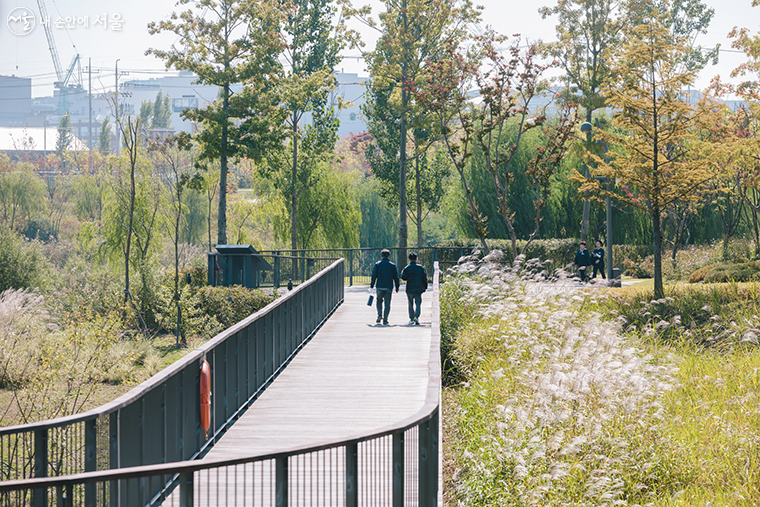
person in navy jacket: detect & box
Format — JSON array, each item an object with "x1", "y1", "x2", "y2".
[
  {"x1": 592, "y1": 240, "x2": 606, "y2": 279},
  {"x1": 370, "y1": 249, "x2": 399, "y2": 325},
  {"x1": 400, "y1": 252, "x2": 428, "y2": 325}
]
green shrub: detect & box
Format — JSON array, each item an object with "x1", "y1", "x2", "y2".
[
  {"x1": 689, "y1": 261, "x2": 760, "y2": 283},
  {"x1": 440, "y1": 279, "x2": 479, "y2": 386},
  {"x1": 196, "y1": 285, "x2": 275, "y2": 328},
  {"x1": 602, "y1": 283, "x2": 760, "y2": 347},
  {"x1": 0, "y1": 226, "x2": 53, "y2": 293}
]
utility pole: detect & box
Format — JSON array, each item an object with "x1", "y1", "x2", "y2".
[
  {"x1": 115, "y1": 59, "x2": 120, "y2": 154},
  {"x1": 88, "y1": 57, "x2": 92, "y2": 173}
]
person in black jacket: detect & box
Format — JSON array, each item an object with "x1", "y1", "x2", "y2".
[
  {"x1": 592, "y1": 240, "x2": 606, "y2": 279},
  {"x1": 573, "y1": 241, "x2": 592, "y2": 282},
  {"x1": 370, "y1": 249, "x2": 399, "y2": 325},
  {"x1": 400, "y1": 252, "x2": 428, "y2": 325}
]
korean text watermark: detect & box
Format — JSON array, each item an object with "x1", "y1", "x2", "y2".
[{"x1": 7, "y1": 8, "x2": 124, "y2": 36}]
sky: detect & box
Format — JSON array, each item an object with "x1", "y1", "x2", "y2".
[{"x1": 0, "y1": 0, "x2": 758, "y2": 98}]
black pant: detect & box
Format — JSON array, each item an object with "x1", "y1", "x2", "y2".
[{"x1": 592, "y1": 260, "x2": 606, "y2": 279}]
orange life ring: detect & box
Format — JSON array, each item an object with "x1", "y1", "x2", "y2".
[{"x1": 200, "y1": 360, "x2": 212, "y2": 440}]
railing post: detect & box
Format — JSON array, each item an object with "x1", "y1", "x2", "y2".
[
  {"x1": 276, "y1": 456, "x2": 288, "y2": 507},
  {"x1": 393, "y1": 431, "x2": 404, "y2": 507},
  {"x1": 274, "y1": 253, "x2": 280, "y2": 289},
  {"x1": 419, "y1": 415, "x2": 438, "y2": 507},
  {"x1": 348, "y1": 249, "x2": 354, "y2": 286},
  {"x1": 33, "y1": 428, "x2": 48, "y2": 507},
  {"x1": 179, "y1": 471, "x2": 193, "y2": 506},
  {"x1": 109, "y1": 412, "x2": 118, "y2": 507},
  {"x1": 84, "y1": 418, "x2": 96, "y2": 507},
  {"x1": 346, "y1": 441, "x2": 358, "y2": 507}
]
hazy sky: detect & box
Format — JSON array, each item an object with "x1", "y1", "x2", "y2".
[{"x1": 0, "y1": 0, "x2": 757, "y2": 98}]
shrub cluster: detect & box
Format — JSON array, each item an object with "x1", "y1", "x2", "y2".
[
  {"x1": 602, "y1": 283, "x2": 760, "y2": 349},
  {"x1": 689, "y1": 260, "x2": 760, "y2": 283}
]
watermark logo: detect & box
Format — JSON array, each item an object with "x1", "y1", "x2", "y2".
[{"x1": 7, "y1": 7, "x2": 36, "y2": 36}]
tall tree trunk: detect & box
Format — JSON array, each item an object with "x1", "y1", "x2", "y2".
[
  {"x1": 652, "y1": 209, "x2": 664, "y2": 300},
  {"x1": 416, "y1": 156, "x2": 422, "y2": 248},
  {"x1": 291, "y1": 116, "x2": 299, "y2": 277},
  {"x1": 218, "y1": 82, "x2": 229, "y2": 246},
  {"x1": 398, "y1": 0, "x2": 408, "y2": 267},
  {"x1": 175, "y1": 185, "x2": 183, "y2": 346}
]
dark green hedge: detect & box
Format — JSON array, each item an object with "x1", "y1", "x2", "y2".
[{"x1": 194, "y1": 285, "x2": 276, "y2": 328}]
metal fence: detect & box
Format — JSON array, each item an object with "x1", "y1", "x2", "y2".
[
  {"x1": 0, "y1": 263, "x2": 442, "y2": 506},
  {"x1": 259, "y1": 247, "x2": 474, "y2": 287},
  {"x1": 0, "y1": 259, "x2": 345, "y2": 507}
]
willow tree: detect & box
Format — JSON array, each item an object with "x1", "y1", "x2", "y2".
[
  {"x1": 578, "y1": 17, "x2": 728, "y2": 299},
  {"x1": 147, "y1": 0, "x2": 284, "y2": 246}
]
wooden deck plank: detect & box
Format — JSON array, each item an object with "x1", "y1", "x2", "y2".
[{"x1": 162, "y1": 285, "x2": 433, "y2": 505}]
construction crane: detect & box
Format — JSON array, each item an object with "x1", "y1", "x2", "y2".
[{"x1": 36, "y1": 0, "x2": 82, "y2": 115}]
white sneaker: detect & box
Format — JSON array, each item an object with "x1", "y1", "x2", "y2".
[{"x1": 408, "y1": 320, "x2": 415, "y2": 325}]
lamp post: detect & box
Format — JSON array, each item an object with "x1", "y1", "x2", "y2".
[{"x1": 580, "y1": 120, "x2": 614, "y2": 284}]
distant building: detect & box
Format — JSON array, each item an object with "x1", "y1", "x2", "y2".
[
  {"x1": 331, "y1": 72, "x2": 369, "y2": 138},
  {"x1": 0, "y1": 127, "x2": 86, "y2": 161},
  {"x1": 0, "y1": 76, "x2": 32, "y2": 127}
]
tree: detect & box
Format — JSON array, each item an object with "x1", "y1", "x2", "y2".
[
  {"x1": 0, "y1": 164, "x2": 47, "y2": 231},
  {"x1": 151, "y1": 135, "x2": 196, "y2": 345},
  {"x1": 354, "y1": 0, "x2": 479, "y2": 264},
  {"x1": 540, "y1": 0, "x2": 716, "y2": 241},
  {"x1": 98, "y1": 117, "x2": 112, "y2": 154},
  {"x1": 274, "y1": 162, "x2": 360, "y2": 249},
  {"x1": 417, "y1": 34, "x2": 578, "y2": 259},
  {"x1": 138, "y1": 101, "x2": 153, "y2": 130},
  {"x1": 540, "y1": 0, "x2": 623, "y2": 242},
  {"x1": 275, "y1": 0, "x2": 343, "y2": 258},
  {"x1": 147, "y1": 0, "x2": 285, "y2": 246},
  {"x1": 56, "y1": 112, "x2": 74, "y2": 160},
  {"x1": 153, "y1": 90, "x2": 173, "y2": 128},
  {"x1": 577, "y1": 17, "x2": 728, "y2": 299}
]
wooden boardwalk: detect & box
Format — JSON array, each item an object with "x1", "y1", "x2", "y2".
[{"x1": 165, "y1": 285, "x2": 434, "y2": 506}]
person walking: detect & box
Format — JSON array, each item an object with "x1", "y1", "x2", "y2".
[
  {"x1": 592, "y1": 240, "x2": 606, "y2": 279},
  {"x1": 400, "y1": 252, "x2": 428, "y2": 325},
  {"x1": 370, "y1": 249, "x2": 399, "y2": 325},
  {"x1": 574, "y1": 241, "x2": 592, "y2": 282}
]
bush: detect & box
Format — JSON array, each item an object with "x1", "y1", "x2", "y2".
[
  {"x1": 689, "y1": 261, "x2": 760, "y2": 283},
  {"x1": 196, "y1": 285, "x2": 275, "y2": 328},
  {"x1": 603, "y1": 283, "x2": 760, "y2": 347},
  {"x1": 0, "y1": 226, "x2": 52, "y2": 293}
]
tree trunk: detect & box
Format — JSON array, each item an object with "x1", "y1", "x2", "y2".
[
  {"x1": 652, "y1": 210, "x2": 664, "y2": 300},
  {"x1": 416, "y1": 156, "x2": 422, "y2": 248},
  {"x1": 291, "y1": 116, "x2": 299, "y2": 276},
  {"x1": 398, "y1": 0, "x2": 408, "y2": 267},
  {"x1": 217, "y1": 83, "x2": 229, "y2": 246}
]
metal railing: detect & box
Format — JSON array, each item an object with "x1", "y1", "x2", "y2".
[
  {"x1": 0, "y1": 260, "x2": 345, "y2": 506},
  {"x1": 0, "y1": 263, "x2": 442, "y2": 506},
  {"x1": 259, "y1": 247, "x2": 474, "y2": 287}
]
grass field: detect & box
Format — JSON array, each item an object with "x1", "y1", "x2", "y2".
[{"x1": 442, "y1": 259, "x2": 760, "y2": 506}]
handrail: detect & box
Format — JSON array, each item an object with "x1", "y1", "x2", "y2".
[
  {"x1": 0, "y1": 259, "x2": 343, "y2": 436},
  {"x1": 0, "y1": 259, "x2": 346, "y2": 507},
  {"x1": 0, "y1": 262, "x2": 442, "y2": 506}
]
